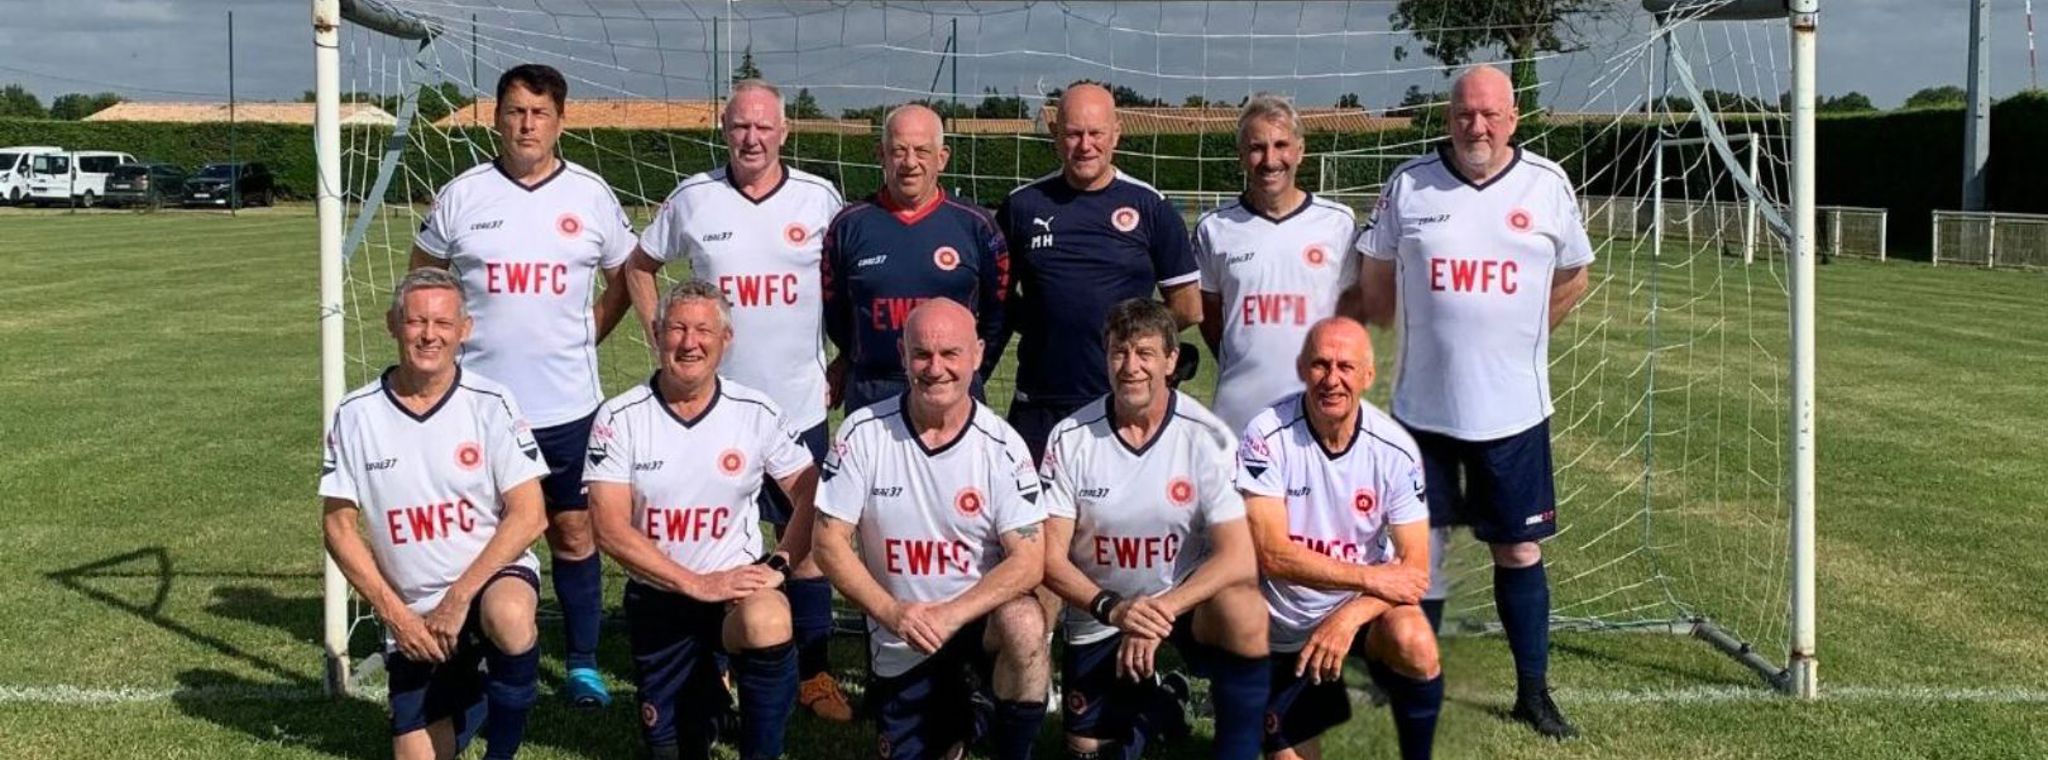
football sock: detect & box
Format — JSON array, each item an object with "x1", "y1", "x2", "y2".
[
  {"x1": 552, "y1": 553, "x2": 604, "y2": 672},
  {"x1": 736, "y1": 642, "x2": 798, "y2": 759},
  {"x1": 1368, "y1": 659, "x2": 1443, "y2": 760},
  {"x1": 1494, "y1": 561, "x2": 1552, "y2": 698}
]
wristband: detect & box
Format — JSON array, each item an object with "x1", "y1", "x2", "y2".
[
  {"x1": 1088, "y1": 590, "x2": 1124, "y2": 626},
  {"x1": 756, "y1": 553, "x2": 792, "y2": 578}
]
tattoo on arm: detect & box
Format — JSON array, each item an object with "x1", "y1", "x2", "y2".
[{"x1": 1013, "y1": 524, "x2": 1041, "y2": 540}]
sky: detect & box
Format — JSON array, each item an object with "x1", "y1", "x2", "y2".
[{"x1": 0, "y1": 1, "x2": 2032, "y2": 113}]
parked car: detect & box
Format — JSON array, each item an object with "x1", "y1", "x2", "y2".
[
  {"x1": 25, "y1": 150, "x2": 137, "y2": 207},
  {"x1": 102, "y1": 162, "x2": 191, "y2": 209},
  {"x1": 0, "y1": 146, "x2": 62, "y2": 206},
  {"x1": 184, "y1": 162, "x2": 274, "y2": 209}
]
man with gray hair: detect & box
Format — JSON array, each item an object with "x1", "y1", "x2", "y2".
[
  {"x1": 322, "y1": 267, "x2": 548, "y2": 760},
  {"x1": 822, "y1": 103, "x2": 1009, "y2": 413},
  {"x1": 588, "y1": 279, "x2": 824, "y2": 759},
  {"x1": 1354, "y1": 64, "x2": 1594, "y2": 738},
  {"x1": 1193, "y1": 93, "x2": 1364, "y2": 436},
  {"x1": 625, "y1": 77, "x2": 854, "y2": 721}
]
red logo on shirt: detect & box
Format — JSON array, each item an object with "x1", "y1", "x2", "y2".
[
  {"x1": 933, "y1": 246, "x2": 961, "y2": 271},
  {"x1": 456, "y1": 442, "x2": 483, "y2": 471},
  {"x1": 1066, "y1": 690, "x2": 1089, "y2": 715},
  {"x1": 1507, "y1": 208, "x2": 1534, "y2": 234},
  {"x1": 641, "y1": 702, "x2": 659, "y2": 727},
  {"x1": 955, "y1": 486, "x2": 985, "y2": 517},
  {"x1": 1303, "y1": 244, "x2": 1329, "y2": 268},
  {"x1": 718, "y1": 449, "x2": 746, "y2": 476},
  {"x1": 1352, "y1": 488, "x2": 1378, "y2": 516},
  {"x1": 556, "y1": 213, "x2": 583, "y2": 238},
  {"x1": 1111, "y1": 206, "x2": 1141, "y2": 233},
  {"x1": 784, "y1": 223, "x2": 809, "y2": 246},
  {"x1": 1167, "y1": 477, "x2": 1195, "y2": 507}
]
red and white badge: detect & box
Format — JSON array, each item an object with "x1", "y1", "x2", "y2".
[{"x1": 1111, "y1": 206, "x2": 1141, "y2": 233}]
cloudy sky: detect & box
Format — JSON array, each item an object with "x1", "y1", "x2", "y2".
[{"x1": 0, "y1": 1, "x2": 2030, "y2": 113}]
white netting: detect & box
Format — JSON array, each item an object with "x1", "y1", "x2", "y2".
[{"x1": 329, "y1": 0, "x2": 1797, "y2": 687}]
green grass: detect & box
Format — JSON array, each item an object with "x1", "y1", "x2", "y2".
[{"x1": 2, "y1": 205, "x2": 2047, "y2": 758}]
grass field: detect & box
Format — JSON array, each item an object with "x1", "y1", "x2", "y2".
[{"x1": 3, "y1": 204, "x2": 2047, "y2": 759}]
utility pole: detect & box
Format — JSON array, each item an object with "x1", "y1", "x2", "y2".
[{"x1": 1964, "y1": 0, "x2": 1991, "y2": 211}]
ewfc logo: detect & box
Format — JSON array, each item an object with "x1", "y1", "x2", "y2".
[
  {"x1": 955, "y1": 486, "x2": 985, "y2": 517},
  {"x1": 1167, "y1": 477, "x2": 1195, "y2": 507},
  {"x1": 556, "y1": 213, "x2": 583, "y2": 238},
  {"x1": 455, "y1": 442, "x2": 483, "y2": 471},
  {"x1": 1111, "y1": 206, "x2": 1141, "y2": 233},
  {"x1": 784, "y1": 223, "x2": 809, "y2": 246},
  {"x1": 717, "y1": 449, "x2": 746, "y2": 476},
  {"x1": 933, "y1": 246, "x2": 961, "y2": 271},
  {"x1": 1507, "y1": 208, "x2": 1534, "y2": 234},
  {"x1": 1303, "y1": 244, "x2": 1329, "y2": 268}
]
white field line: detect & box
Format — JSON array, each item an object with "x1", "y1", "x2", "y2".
[{"x1": 7, "y1": 683, "x2": 2048, "y2": 706}]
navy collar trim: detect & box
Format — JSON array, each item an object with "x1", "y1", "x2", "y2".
[
  {"x1": 381, "y1": 365, "x2": 462, "y2": 423},
  {"x1": 651, "y1": 373, "x2": 721, "y2": 428},
  {"x1": 1436, "y1": 145, "x2": 1522, "y2": 191},
  {"x1": 493, "y1": 157, "x2": 567, "y2": 192},
  {"x1": 1106, "y1": 392, "x2": 1177, "y2": 458},
  {"x1": 725, "y1": 163, "x2": 790, "y2": 205}
]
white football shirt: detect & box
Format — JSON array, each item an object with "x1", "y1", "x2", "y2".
[
  {"x1": 1195, "y1": 194, "x2": 1361, "y2": 434},
  {"x1": 318, "y1": 367, "x2": 548, "y2": 624},
  {"x1": 638, "y1": 166, "x2": 843, "y2": 430},
  {"x1": 415, "y1": 160, "x2": 636, "y2": 428},
  {"x1": 1236, "y1": 392, "x2": 1428, "y2": 653},
  {"x1": 1356, "y1": 147, "x2": 1596, "y2": 440},
  {"x1": 1040, "y1": 391, "x2": 1246, "y2": 645},
  {"x1": 583, "y1": 376, "x2": 814, "y2": 583},
  {"x1": 817, "y1": 395, "x2": 1046, "y2": 677}
]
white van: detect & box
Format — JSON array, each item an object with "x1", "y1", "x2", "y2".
[
  {"x1": 26, "y1": 150, "x2": 138, "y2": 207},
  {"x1": 0, "y1": 146, "x2": 62, "y2": 206}
]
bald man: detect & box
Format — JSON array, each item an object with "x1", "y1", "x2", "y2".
[
  {"x1": 813, "y1": 299, "x2": 1050, "y2": 760},
  {"x1": 1238, "y1": 318, "x2": 1440, "y2": 760},
  {"x1": 823, "y1": 104, "x2": 1009, "y2": 415},
  {"x1": 999, "y1": 82, "x2": 1202, "y2": 463},
  {"x1": 1354, "y1": 65, "x2": 1593, "y2": 739}
]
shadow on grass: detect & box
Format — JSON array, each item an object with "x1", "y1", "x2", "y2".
[
  {"x1": 45, "y1": 546, "x2": 314, "y2": 684},
  {"x1": 171, "y1": 668, "x2": 386, "y2": 760}
]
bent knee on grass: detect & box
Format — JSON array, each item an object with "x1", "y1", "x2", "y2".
[
  {"x1": 724, "y1": 590, "x2": 794, "y2": 651},
  {"x1": 1368, "y1": 606, "x2": 1440, "y2": 679},
  {"x1": 478, "y1": 580, "x2": 539, "y2": 654}
]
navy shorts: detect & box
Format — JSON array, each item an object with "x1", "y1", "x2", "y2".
[
  {"x1": 623, "y1": 581, "x2": 736, "y2": 748},
  {"x1": 386, "y1": 565, "x2": 540, "y2": 737},
  {"x1": 757, "y1": 421, "x2": 827, "y2": 526},
  {"x1": 1262, "y1": 622, "x2": 1374, "y2": 753},
  {"x1": 532, "y1": 412, "x2": 595, "y2": 512},
  {"x1": 1061, "y1": 614, "x2": 1215, "y2": 740},
  {"x1": 1006, "y1": 396, "x2": 1089, "y2": 464},
  {"x1": 869, "y1": 617, "x2": 995, "y2": 760},
  {"x1": 1405, "y1": 418, "x2": 1558, "y2": 544}
]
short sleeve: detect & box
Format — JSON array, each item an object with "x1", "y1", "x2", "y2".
[
  {"x1": 317, "y1": 413, "x2": 357, "y2": 502},
  {"x1": 1235, "y1": 422, "x2": 1285, "y2": 498},
  {"x1": 1554, "y1": 179, "x2": 1596, "y2": 270},
  {"x1": 1196, "y1": 433, "x2": 1247, "y2": 525},
  {"x1": 1383, "y1": 450, "x2": 1429, "y2": 526},
  {"x1": 816, "y1": 424, "x2": 869, "y2": 524},
  {"x1": 1193, "y1": 219, "x2": 1222, "y2": 294},
  {"x1": 1149, "y1": 195, "x2": 1199, "y2": 288},
  {"x1": 637, "y1": 191, "x2": 685, "y2": 264},
  {"x1": 991, "y1": 433, "x2": 1047, "y2": 536},
  {"x1": 582, "y1": 407, "x2": 632, "y2": 485},
  {"x1": 761, "y1": 409, "x2": 815, "y2": 481},
  {"x1": 1357, "y1": 183, "x2": 1400, "y2": 261},
  {"x1": 1036, "y1": 426, "x2": 1078, "y2": 520},
  {"x1": 413, "y1": 187, "x2": 457, "y2": 259},
  {"x1": 483, "y1": 393, "x2": 549, "y2": 492},
  {"x1": 595, "y1": 186, "x2": 636, "y2": 270}
]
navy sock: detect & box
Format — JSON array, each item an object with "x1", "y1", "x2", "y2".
[
  {"x1": 1367, "y1": 660, "x2": 1443, "y2": 760},
  {"x1": 785, "y1": 577, "x2": 834, "y2": 679},
  {"x1": 552, "y1": 553, "x2": 604, "y2": 671},
  {"x1": 481, "y1": 645, "x2": 540, "y2": 760},
  {"x1": 1207, "y1": 653, "x2": 1271, "y2": 760},
  {"x1": 991, "y1": 699, "x2": 1047, "y2": 760},
  {"x1": 735, "y1": 642, "x2": 798, "y2": 759},
  {"x1": 1493, "y1": 561, "x2": 1551, "y2": 698},
  {"x1": 1421, "y1": 599, "x2": 1446, "y2": 633}
]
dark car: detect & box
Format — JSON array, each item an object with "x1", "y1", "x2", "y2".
[
  {"x1": 103, "y1": 162, "x2": 190, "y2": 209},
  {"x1": 184, "y1": 162, "x2": 275, "y2": 208}
]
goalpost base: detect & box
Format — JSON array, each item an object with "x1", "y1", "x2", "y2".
[{"x1": 1441, "y1": 615, "x2": 1794, "y2": 694}]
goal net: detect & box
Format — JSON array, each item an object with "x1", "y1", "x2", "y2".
[{"x1": 319, "y1": 0, "x2": 1811, "y2": 698}]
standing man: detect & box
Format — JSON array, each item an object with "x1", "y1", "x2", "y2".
[
  {"x1": 822, "y1": 103, "x2": 1008, "y2": 413},
  {"x1": 1000, "y1": 81, "x2": 1203, "y2": 463},
  {"x1": 812, "y1": 300, "x2": 1050, "y2": 760},
  {"x1": 588, "y1": 281, "x2": 821, "y2": 760},
  {"x1": 321, "y1": 269, "x2": 547, "y2": 760},
  {"x1": 1354, "y1": 65, "x2": 1595, "y2": 738},
  {"x1": 1039, "y1": 298, "x2": 1271, "y2": 760},
  {"x1": 625, "y1": 78, "x2": 853, "y2": 722},
  {"x1": 1240, "y1": 318, "x2": 1441, "y2": 760},
  {"x1": 1194, "y1": 94, "x2": 1363, "y2": 435},
  {"x1": 411, "y1": 64, "x2": 632, "y2": 708}
]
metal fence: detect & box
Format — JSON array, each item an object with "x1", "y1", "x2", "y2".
[
  {"x1": 1822, "y1": 206, "x2": 1888, "y2": 261},
  {"x1": 1931, "y1": 210, "x2": 2048, "y2": 269}
]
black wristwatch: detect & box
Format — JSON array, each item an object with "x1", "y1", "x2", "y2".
[
  {"x1": 1088, "y1": 590, "x2": 1124, "y2": 626},
  {"x1": 757, "y1": 553, "x2": 792, "y2": 579}
]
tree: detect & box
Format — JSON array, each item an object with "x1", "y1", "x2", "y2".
[
  {"x1": 841, "y1": 104, "x2": 889, "y2": 124},
  {"x1": 48, "y1": 92, "x2": 122, "y2": 120},
  {"x1": 732, "y1": 46, "x2": 763, "y2": 83},
  {"x1": 0, "y1": 84, "x2": 47, "y2": 119},
  {"x1": 975, "y1": 87, "x2": 1029, "y2": 119},
  {"x1": 1109, "y1": 84, "x2": 1167, "y2": 108},
  {"x1": 1336, "y1": 93, "x2": 1362, "y2": 109},
  {"x1": 1389, "y1": 0, "x2": 1602, "y2": 114},
  {"x1": 1904, "y1": 85, "x2": 1967, "y2": 109},
  {"x1": 791, "y1": 88, "x2": 825, "y2": 119},
  {"x1": 1818, "y1": 91, "x2": 1877, "y2": 113},
  {"x1": 1184, "y1": 94, "x2": 1213, "y2": 108}
]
